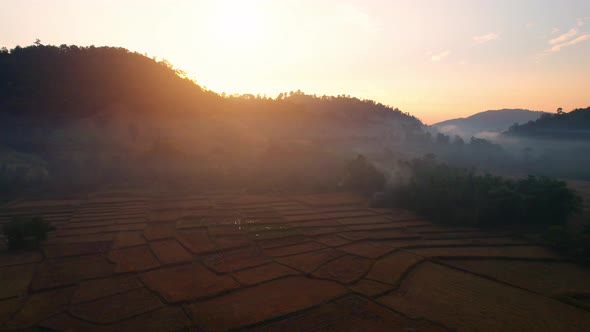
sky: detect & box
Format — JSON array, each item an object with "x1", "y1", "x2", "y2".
[{"x1": 2, "y1": 0, "x2": 590, "y2": 124}]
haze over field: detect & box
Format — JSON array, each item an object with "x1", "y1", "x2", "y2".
[{"x1": 2, "y1": 0, "x2": 590, "y2": 123}]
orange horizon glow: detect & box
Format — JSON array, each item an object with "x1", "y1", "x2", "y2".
[{"x1": 2, "y1": 0, "x2": 590, "y2": 124}]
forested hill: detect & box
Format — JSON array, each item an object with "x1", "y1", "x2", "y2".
[
  {"x1": 503, "y1": 107, "x2": 590, "y2": 140},
  {"x1": 0, "y1": 44, "x2": 426, "y2": 194},
  {"x1": 0, "y1": 44, "x2": 422, "y2": 133},
  {"x1": 0, "y1": 44, "x2": 220, "y2": 119}
]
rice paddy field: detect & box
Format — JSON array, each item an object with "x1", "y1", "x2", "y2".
[{"x1": 1, "y1": 190, "x2": 590, "y2": 331}]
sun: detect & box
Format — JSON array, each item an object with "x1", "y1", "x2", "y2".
[{"x1": 210, "y1": 1, "x2": 266, "y2": 51}]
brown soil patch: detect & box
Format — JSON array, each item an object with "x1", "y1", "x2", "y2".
[{"x1": 188, "y1": 276, "x2": 347, "y2": 331}]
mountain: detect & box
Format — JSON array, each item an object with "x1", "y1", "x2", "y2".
[
  {"x1": 0, "y1": 44, "x2": 425, "y2": 193},
  {"x1": 0, "y1": 44, "x2": 423, "y2": 145},
  {"x1": 503, "y1": 107, "x2": 590, "y2": 140},
  {"x1": 432, "y1": 109, "x2": 547, "y2": 139}
]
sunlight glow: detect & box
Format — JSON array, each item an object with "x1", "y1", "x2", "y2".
[
  {"x1": 209, "y1": 1, "x2": 267, "y2": 51},
  {"x1": 2, "y1": 0, "x2": 590, "y2": 123}
]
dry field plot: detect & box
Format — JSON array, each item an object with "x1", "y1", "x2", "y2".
[
  {"x1": 0, "y1": 191, "x2": 589, "y2": 331},
  {"x1": 243, "y1": 295, "x2": 446, "y2": 332},
  {"x1": 379, "y1": 262, "x2": 590, "y2": 332},
  {"x1": 444, "y1": 259, "x2": 590, "y2": 297},
  {"x1": 407, "y1": 245, "x2": 562, "y2": 259}
]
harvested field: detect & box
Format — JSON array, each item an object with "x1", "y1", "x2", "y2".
[
  {"x1": 379, "y1": 262, "x2": 590, "y2": 332},
  {"x1": 0, "y1": 191, "x2": 588, "y2": 331}
]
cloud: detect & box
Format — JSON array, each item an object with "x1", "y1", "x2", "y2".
[
  {"x1": 549, "y1": 28, "x2": 577, "y2": 44},
  {"x1": 578, "y1": 18, "x2": 585, "y2": 27},
  {"x1": 525, "y1": 22, "x2": 535, "y2": 29},
  {"x1": 431, "y1": 50, "x2": 451, "y2": 62},
  {"x1": 551, "y1": 27, "x2": 560, "y2": 35},
  {"x1": 548, "y1": 34, "x2": 590, "y2": 52},
  {"x1": 473, "y1": 33, "x2": 499, "y2": 45}
]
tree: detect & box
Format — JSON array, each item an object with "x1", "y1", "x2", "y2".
[
  {"x1": 3, "y1": 216, "x2": 54, "y2": 249},
  {"x1": 435, "y1": 133, "x2": 450, "y2": 145},
  {"x1": 508, "y1": 122, "x2": 520, "y2": 131},
  {"x1": 557, "y1": 107, "x2": 564, "y2": 115},
  {"x1": 344, "y1": 155, "x2": 386, "y2": 194},
  {"x1": 539, "y1": 113, "x2": 553, "y2": 120}
]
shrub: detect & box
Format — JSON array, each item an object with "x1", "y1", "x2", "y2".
[
  {"x1": 516, "y1": 176, "x2": 582, "y2": 226},
  {"x1": 2, "y1": 216, "x2": 54, "y2": 249}
]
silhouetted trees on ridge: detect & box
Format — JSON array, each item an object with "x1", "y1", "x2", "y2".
[
  {"x1": 505, "y1": 107, "x2": 590, "y2": 140},
  {"x1": 0, "y1": 44, "x2": 219, "y2": 120},
  {"x1": 0, "y1": 44, "x2": 420, "y2": 128}
]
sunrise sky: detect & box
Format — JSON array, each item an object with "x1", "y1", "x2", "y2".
[{"x1": 2, "y1": 0, "x2": 590, "y2": 123}]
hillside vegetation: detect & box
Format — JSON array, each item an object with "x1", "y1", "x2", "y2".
[
  {"x1": 504, "y1": 107, "x2": 590, "y2": 140},
  {"x1": 0, "y1": 44, "x2": 423, "y2": 195}
]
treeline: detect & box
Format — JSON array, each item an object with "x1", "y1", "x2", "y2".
[
  {"x1": 0, "y1": 44, "x2": 218, "y2": 118},
  {"x1": 0, "y1": 44, "x2": 420, "y2": 129},
  {"x1": 0, "y1": 44, "x2": 423, "y2": 152},
  {"x1": 388, "y1": 155, "x2": 581, "y2": 227}
]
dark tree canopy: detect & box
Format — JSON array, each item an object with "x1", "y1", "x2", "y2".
[
  {"x1": 504, "y1": 107, "x2": 590, "y2": 140},
  {"x1": 0, "y1": 44, "x2": 421, "y2": 127}
]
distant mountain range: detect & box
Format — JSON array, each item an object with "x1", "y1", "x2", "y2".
[{"x1": 432, "y1": 109, "x2": 547, "y2": 138}]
